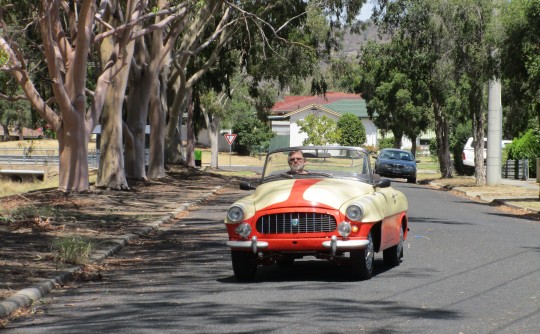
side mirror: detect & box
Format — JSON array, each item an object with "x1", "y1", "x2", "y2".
[
  {"x1": 239, "y1": 181, "x2": 256, "y2": 190},
  {"x1": 374, "y1": 178, "x2": 391, "y2": 188},
  {"x1": 416, "y1": 160, "x2": 421, "y2": 163}
]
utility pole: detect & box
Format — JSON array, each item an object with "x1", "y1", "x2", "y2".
[
  {"x1": 486, "y1": 80, "x2": 502, "y2": 186},
  {"x1": 486, "y1": 3, "x2": 503, "y2": 186}
]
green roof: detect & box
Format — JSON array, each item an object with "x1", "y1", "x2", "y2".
[{"x1": 324, "y1": 99, "x2": 369, "y2": 118}]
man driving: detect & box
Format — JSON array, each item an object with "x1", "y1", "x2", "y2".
[{"x1": 287, "y1": 150, "x2": 308, "y2": 174}]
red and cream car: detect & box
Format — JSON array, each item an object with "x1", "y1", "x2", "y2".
[{"x1": 224, "y1": 146, "x2": 409, "y2": 281}]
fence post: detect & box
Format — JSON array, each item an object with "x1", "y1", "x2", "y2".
[{"x1": 523, "y1": 159, "x2": 529, "y2": 180}]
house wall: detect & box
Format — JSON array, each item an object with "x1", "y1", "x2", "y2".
[
  {"x1": 181, "y1": 126, "x2": 232, "y2": 151},
  {"x1": 271, "y1": 121, "x2": 290, "y2": 136},
  {"x1": 362, "y1": 119, "x2": 377, "y2": 147},
  {"x1": 284, "y1": 111, "x2": 378, "y2": 148},
  {"x1": 289, "y1": 110, "x2": 341, "y2": 146}
]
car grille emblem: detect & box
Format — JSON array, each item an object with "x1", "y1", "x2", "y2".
[{"x1": 291, "y1": 218, "x2": 299, "y2": 227}]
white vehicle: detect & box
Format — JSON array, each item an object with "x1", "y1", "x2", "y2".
[{"x1": 462, "y1": 137, "x2": 512, "y2": 168}]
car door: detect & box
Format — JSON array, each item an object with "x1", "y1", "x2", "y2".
[{"x1": 374, "y1": 186, "x2": 402, "y2": 250}]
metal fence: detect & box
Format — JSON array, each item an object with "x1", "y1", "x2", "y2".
[
  {"x1": 501, "y1": 159, "x2": 529, "y2": 180},
  {"x1": 0, "y1": 148, "x2": 99, "y2": 169}
]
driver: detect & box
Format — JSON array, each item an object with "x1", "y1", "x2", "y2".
[{"x1": 287, "y1": 150, "x2": 308, "y2": 174}]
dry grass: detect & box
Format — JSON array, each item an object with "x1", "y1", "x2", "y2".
[
  {"x1": 0, "y1": 139, "x2": 60, "y2": 150},
  {"x1": 0, "y1": 170, "x2": 97, "y2": 198}
]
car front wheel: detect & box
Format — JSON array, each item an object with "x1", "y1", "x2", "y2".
[
  {"x1": 231, "y1": 250, "x2": 257, "y2": 281},
  {"x1": 383, "y1": 226, "x2": 404, "y2": 266},
  {"x1": 350, "y1": 231, "x2": 374, "y2": 280}
]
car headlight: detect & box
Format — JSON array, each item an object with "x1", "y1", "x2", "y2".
[
  {"x1": 227, "y1": 205, "x2": 244, "y2": 223},
  {"x1": 338, "y1": 222, "x2": 352, "y2": 237},
  {"x1": 346, "y1": 204, "x2": 364, "y2": 221},
  {"x1": 235, "y1": 223, "x2": 252, "y2": 238}
]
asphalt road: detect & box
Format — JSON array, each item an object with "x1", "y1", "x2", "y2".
[{"x1": 3, "y1": 182, "x2": 540, "y2": 333}]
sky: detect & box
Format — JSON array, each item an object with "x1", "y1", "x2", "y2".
[{"x1": 358, "y1": 1, "x2": 374, "y2": 21}]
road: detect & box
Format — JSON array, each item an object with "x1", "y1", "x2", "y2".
[{"x1": 3, "y1": 182, "x2": 540, "y2": 333}]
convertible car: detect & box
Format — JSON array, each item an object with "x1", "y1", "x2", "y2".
[{"x1": 224, "y1": 146, "x2": 409, "y2": 281}]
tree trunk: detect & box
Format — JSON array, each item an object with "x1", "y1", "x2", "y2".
[
  {"x1": 165, "y1": 64, "x2": 187, "y2": 164},
  {"x1": 472, "y1": 91, "x2": 486, "y2": 186},
  {"x1": 125, "y1": 41, "x2": 152, "y2": 180},
  {"x1": 1, "y1": 124, "x2": 9, "y2": 142},
  {"x1": 96, "y1": 0, "x2": 135, "y2": 190},
  {"x1": 57, "y1": 112, "x2": 90, "y2": 192},
  {"x1": 148, "y1": 78, "x2": 166, "y2": 179},
  {"x1": 432, "y1": 97, "x2": 452, "y2": 178},
  {"x1": 410, "y1": 135, "x2": 417, "y2": 157},
  {"x1": 97, "y1": 78, "x2": 130, "y2": 189},
  {"x1": 185, "y1": 90, "x2": 195, "y2": 167},
  {"x1": 202, "y1": 108, "x2": 220, "y2": 169}
]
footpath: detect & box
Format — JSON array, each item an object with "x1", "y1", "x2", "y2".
[
  {"x1": 430, "y1": 177, "x2": 540, "y2": 214},
  {"x1": 1, "y1": 173, "x2": 539, "y2": 322}
]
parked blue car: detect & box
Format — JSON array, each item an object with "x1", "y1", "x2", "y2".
[{"x1": 373, "y1": 148, "x2": 419, "y2": 184}]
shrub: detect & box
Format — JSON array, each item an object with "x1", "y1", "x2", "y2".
[
  {"x1": 429, "y1": 138, "x2": 438, "y2": 156},
  {"x1": 507, "y1": 128, "x2": 540, "y2": 177},
  {"x1": 377, "y1": 137, "x2": 394, "y2": 150},
  {"x1": 232, "y1": 116, "x2": 275, "y2": 156},
  {"x1": 337, "y1": 113, "x2": 366, "y2": 146}
]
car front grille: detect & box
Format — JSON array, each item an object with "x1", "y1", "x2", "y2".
[{"x1": 256, "y1": 212, "x2": 337, "y2": 234}]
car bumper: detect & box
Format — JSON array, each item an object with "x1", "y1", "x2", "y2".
[
  {"x1": 226, "y1": 235, "x2": 370, "y2": 254},
  {"x1": 377, "y1": 168, "x2": 416, "y2": 178}
]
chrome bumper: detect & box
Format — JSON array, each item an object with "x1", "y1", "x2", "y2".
[
  {"x1": 226, "y1": 236, "x2": 268, "y2": 253},
  {"x1": 322, "y1": 235, "x2": 370, "y2": 254},
  {"x1": 226, "y1": 235, "x2": 368, "y2": 254}
]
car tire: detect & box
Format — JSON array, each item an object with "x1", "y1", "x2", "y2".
[
  {"x1": 350, "y1": 231, "x2": 374, "y2": 280},
  {"x1": 407, "y1": 177, "x2": 416, "y2": 184},
  {"x1": 231, "y1": 250, "x2": 257, "y2": 281},
  {"x1": 383, "y1": 226, "x2": 404, "y2": 267}
]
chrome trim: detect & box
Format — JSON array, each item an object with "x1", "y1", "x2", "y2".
[
  {"x1": 322, "y1": 238, "x2": 370, "y2": 250},
  {"x1": 256, "y1": 212, "x2": 337, "y2": 234},
  {"x1": 226, "y1": 237, "x2": 269, "y2": 253}
]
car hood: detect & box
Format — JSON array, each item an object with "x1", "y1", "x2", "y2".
[{"x1": 250, "y1": 178, "x2": 375, "y2": 211}]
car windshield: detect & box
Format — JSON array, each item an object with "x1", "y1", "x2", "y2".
[
  {"x1": 381, "y1": 150, "x2": 413, "y2": 161},
  {"x1": 262, "y1": 147, "x2": 372, "y2": 182}
]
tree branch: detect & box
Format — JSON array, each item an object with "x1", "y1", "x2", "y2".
[
  {"x1": 93, "y1": 3, "x2": 189, "y2": 43},
  {"x1": 0, "y1": 36, "x2": 61, "y2": 130}
]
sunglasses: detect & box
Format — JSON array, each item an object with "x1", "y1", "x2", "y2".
[{"x1": 289, "y1": 157, "x2": 304, "y2": 162}]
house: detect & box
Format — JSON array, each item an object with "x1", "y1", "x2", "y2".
[{"x1": 268, "y1": 92, "x2": 377, "y2": 150}]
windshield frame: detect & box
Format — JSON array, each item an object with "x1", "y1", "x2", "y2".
[{"x1": 260, "y1": 146, "x2": 373, "y2": 184}]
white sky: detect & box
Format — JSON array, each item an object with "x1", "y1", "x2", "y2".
[{"x1": 358, "y1": 1, "x2": 374, "y2": 21}]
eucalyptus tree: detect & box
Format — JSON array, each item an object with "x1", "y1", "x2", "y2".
[
  {"x1": 165, "y1": 0, "x2": 369, "y2": 167},
  {"x1": 442, "y1": 0, "x2": 499, "y2": 185},
  {"x1": 96, "y1": 0, "x2": 140, "y2": 189},
  {"x1": 0, "y1": 0, "x2": 188, "y2": 192},
  {"x1": 1, "y1": 0, "x2": 116, "y2": 192},
  {"x1": 369, "y1": 0, "x2": 455, "y2": 177},
  {"x1": 499, "y1": 0, "x2": 540, "y2": 134},
  {"x1": 357, "y1": 39, "x2": 431, "y2": 156}
]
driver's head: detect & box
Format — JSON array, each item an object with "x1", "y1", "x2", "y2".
[{"x1": 288, "y1": 150, "x2": 306, "y2": 173}]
